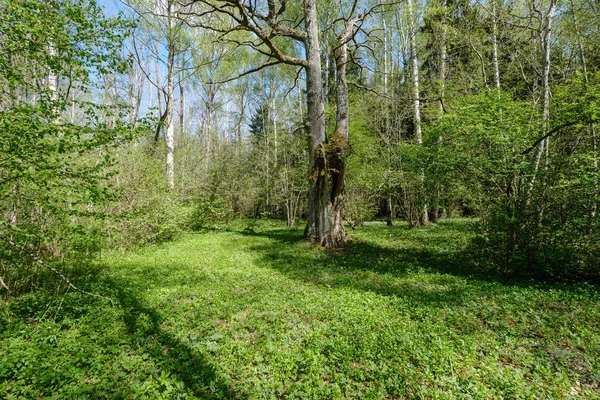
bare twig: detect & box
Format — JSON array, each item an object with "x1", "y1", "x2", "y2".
[
  {"x1": 349, "y1": 81, "x2": 391, "y2": 98},
  {"x1": 0, "y1": 234, "x2": 114, "y2": 306},
  {"x1": 52, "y1": 286, "x2": 69, "y2": 321},
  {"x1": 209, "y1": 60, "x2": 281, "y2": 84},
  {"x1": 0, "y1": 275, "x2": 9, "y2": 293}
]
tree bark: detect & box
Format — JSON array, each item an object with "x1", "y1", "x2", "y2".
[
  {"x1": 492, "y1": 0, "x2": 501, "y2": 91},
  {"x1": 154, "y1": 41, "x2": 163, "y2": 136},
  {"x1": 179, "y1": 53, "x2": 185, "y2": 134},
  {"x1": 569, "y1": 0, "x2": 597, "y2": 217},
  {"x1": 408, "y1": 0, "x2": 428, "y2": 227},
  {"x1": 383, "y1": 11, "x2": 394, "y2": 226},
  {"x1": 304, "y1": 0, "x2": 333, "y2": 246},
  {"x1": 304, "y1": 0, "x2": 355, "y2": 247},
  {"x1": 527, "y1": 0, "x2": 555, "y2": 202},
  {"x1": 431, "y1": 0, "x2": 447, "y2": 224},
  {"x1": 165, "y1": 1, "x2": 175, "y2": 190}
]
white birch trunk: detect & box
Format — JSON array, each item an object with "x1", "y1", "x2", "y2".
[
  {"x1": 528, "y1": 0, "x2": 556, "y2": 201},
  {"x1": 165, "y1": 1, "x2": 175, "y2": 189},
  {"x1": 492, "y1": 0, "x2": 501, "y2": 91},
  {"x1": 408, "y1": 0, "x2": 428, "y2": 226}
]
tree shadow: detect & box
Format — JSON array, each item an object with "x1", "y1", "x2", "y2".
[
  {"x1": 233, "y1": 221, "x2": 591, "y2": 307},
  {"x1": 102, "y1": 275, "x2": 245, "y2": 399},
  {"x1": 2, "y1": 262, "x2": 245, "y2": 399}
]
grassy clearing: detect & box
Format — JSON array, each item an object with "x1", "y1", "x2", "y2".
[{"x1": 1, "y1": 219, "x2": 599, "y2": 399}]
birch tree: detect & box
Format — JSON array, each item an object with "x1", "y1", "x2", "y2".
[
  {"x1": 527, "y1": 0, "x2": 556, "y2": 201},
  {"x1": 126, "y1": 0, "x2": 191, "y2": 189},
  {"x1": 407, "y1": 0, "x2": 428, "y2": 227}
]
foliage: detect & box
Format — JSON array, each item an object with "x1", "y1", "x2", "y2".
[
  {"x1": 0, "y1": 0, "x2": 133, "y2": 296},
  {"x1": 104, "y1": 141, "x2": 188, "y2": 250},
  {"x1": 1, "y1": 220, "x2": 599, "y2": 398},
  {"x1": 344, "y1": 95, "x2": 385, "y2": 224},
  {"x1": 431, "y1": 88, "x2": 600, "y2": 276},
  {"x1": 188, "y1": 195, "x2": 227, "y2": 231}
]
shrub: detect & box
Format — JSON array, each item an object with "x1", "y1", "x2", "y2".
[{"x1": 188, "y1": 196, "x2": 227, "y2": 231}]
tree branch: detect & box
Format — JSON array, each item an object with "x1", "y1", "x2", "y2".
[
  {"x1": 209, "y1": 60, "x2": 282, "y2": 84},
  {"x1": 0, "y1": 233, "x2": 114, "y2": 306},
  {"x1": 0, "y1": 275, "x2": 9, "y2": 293},
  {"x1": 522, "y1": 120, "x2": 582, "y2": 155}
]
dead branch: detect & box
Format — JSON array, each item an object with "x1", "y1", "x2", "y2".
[
  {"x1": 0, "y1": 234, "x2": 115, "y2": 306},
  {"x1": 0, "y1": 275, "x2": 9, "y2": 293}
]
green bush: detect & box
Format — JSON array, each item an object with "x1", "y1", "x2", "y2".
[
  {"x1": 188, "y1": 196, "x2": 227, "y2": 231},
  {"x1": 473, "y1": 202, "x2": 600, "y2": 279}
]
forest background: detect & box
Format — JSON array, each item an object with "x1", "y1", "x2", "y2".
[
  {"x1": 2, "y1": 0, "x2": 600, "y2": 397},
  {"x1": 1, "y1": 0, "x2": 600, "y2": 304}
]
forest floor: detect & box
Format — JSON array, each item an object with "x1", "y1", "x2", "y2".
[{"x1": 1, "y1": 219, "x2": 599, "y2": 399}]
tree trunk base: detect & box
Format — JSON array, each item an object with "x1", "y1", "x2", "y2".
[{"x1": 305, "y1": 136, "x2": 349, "y2": 248}]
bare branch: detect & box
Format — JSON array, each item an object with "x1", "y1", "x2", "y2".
[
  {"x1": 349, "y1": 81, "x2": 391, "y2": 98},
  {"x1": 0, "y1": 233, "x2": 114, "y2": 306},
  {"x1": 209, "y1": 60, "x2": 281, "y2": 84},
  {"x1": 0, "y1": 275, "x2": 9, "y2": 293}
]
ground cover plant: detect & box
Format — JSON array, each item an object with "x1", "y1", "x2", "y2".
[{"x1": 1, "y1": 219, "x2": 599, "y2": 399}]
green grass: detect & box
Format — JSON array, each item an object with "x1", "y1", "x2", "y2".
[{"x1": 1, "y1": 219, "x2": 599, "y2": 399}]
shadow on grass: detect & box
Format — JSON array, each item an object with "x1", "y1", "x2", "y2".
[
  {"x1": 233, "y1": 220, "x2": 588, "y2": 306},
  {"x1": 103, "y1": 275, "x2": 244, "y2": 399},
  {"x1": 2, "y1": 267, "x2": 245, "y2": 399}
]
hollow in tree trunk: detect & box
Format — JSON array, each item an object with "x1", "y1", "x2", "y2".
[{"x1": 304, "y1": 0, "x2": 356, "y2": 247}]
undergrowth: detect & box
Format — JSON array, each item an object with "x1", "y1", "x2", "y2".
[{"x1": 1, "y1": 219, "x2": 599, "y2": 398}]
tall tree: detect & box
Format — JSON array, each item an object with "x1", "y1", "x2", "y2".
[
  {"x1": 527, "y1": 0, "x2": 556, "y2": 201},
  {"x1": 186, "y1": 0, "x2": 370, "y2": 247},
  {"x1": 407, "y1": 0, "x2": 428, "y2": 227},
  {"x1": 126, "y1": 0, "x2": 191, "y2": 189},
  {"x1": 0, "y1": 0, "x2": 133, "y2": 294}
]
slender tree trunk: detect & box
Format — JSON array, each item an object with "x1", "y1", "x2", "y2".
[
  {"x1": 48, "y1": 45, "x2": 58, "y2": 102},
  {"x1": 155, "y1": 43, "x2": 163, "y2": 128},
  {"x1": 383, "y1": 13, "x2": 394, "y2": 226},
  {"x1": 408, "y1": 0, "x2": 428, "y2": 227},
  {"x1": 492, "y1": 0, "x2": 501, "y2": 91},
  {"x1": 272, "y1": 94, "x2": 278, "y2": 164},
  {"x1": 387, "y1": 195, "x2": 394, "y2": 226},
  {"x1": 527, "y1": 1, "x2": 555, "y2": 202},
  {"x1": 128, "y1": 64, "x2": 143, "y2": 125},
  {"x1": 264, "y1": 104, "x2": 270, "y2": 208},
  {"x1": 409, "y1": 0, "x2": 421, "y2": 146},
  {"x1": 431, "y1": 0, "x2": 447, "y2": 224},
  {"x1": 568, "y1": 0, "x2": 597, "y2": 217},
  {"x1": 165, "y1": 2, "x2": 175, "y2": 190},
  {"x1": 593, "y1": 129, "x2": 598, "y2": 218},
  {"x1": 179, "y1": 53, "x2": 185, "y2": 134}
]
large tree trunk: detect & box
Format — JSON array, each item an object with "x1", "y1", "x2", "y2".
[
  {"x1": 304, "y1": 0, "x2": 353, "y2": 247},
  {"x1": 329, "y1": 17, "x2": 357, "y2": 245},
  {"x1": 304, "y1": 0, "x2": 332, "y2": 246}
]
